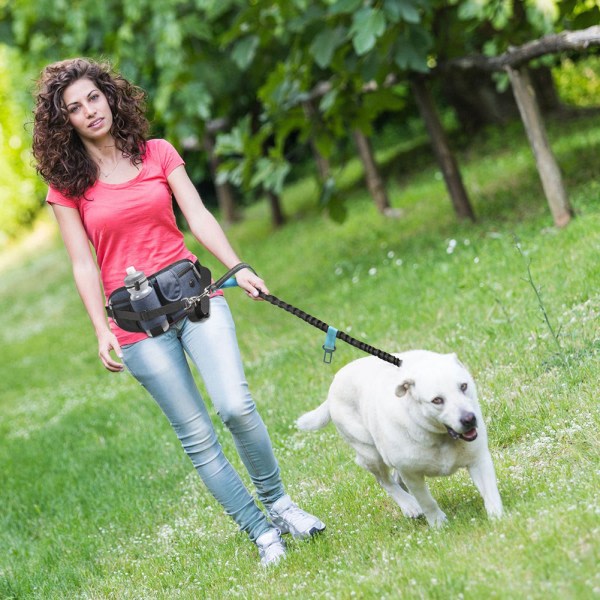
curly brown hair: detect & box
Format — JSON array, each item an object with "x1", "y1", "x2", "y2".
[{"x1": 32, "y1": 58, "x2": 149, "y2": 200}]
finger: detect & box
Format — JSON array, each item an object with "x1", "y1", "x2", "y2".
[
  {"x1": 250, "y1": 278, "x2": 269, "y2": 296},
  {"x1": 113, "y1": 340, "x2": 123, "y2": 361},
  {"x1": 101, "y1": 355, "x2": 123, "y2": 372},
  {"x1": 99, "y1": 348, "x2": 124, "y2": 372}
]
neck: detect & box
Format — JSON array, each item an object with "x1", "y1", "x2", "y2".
[{"x1": 81, "y1": 135, "x2": 120, "y2": 162}]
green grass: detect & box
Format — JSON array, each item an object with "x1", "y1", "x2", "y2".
[{"x1": 1, "y1": 113, "x2": 599, "y2": 599}]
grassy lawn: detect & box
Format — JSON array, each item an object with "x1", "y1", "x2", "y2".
[{"x1": 1, "y1": 113, "x2": 599, "y2": 599}]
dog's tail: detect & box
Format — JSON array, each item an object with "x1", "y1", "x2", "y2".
[{"x1": 296, "y1": 400, "x2": 331, "y2": 431}]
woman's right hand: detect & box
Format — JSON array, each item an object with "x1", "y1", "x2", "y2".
[{"x1": 97, "y1": 329, "x2": 124, "y2": 372}]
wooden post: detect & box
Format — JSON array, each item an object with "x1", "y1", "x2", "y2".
[
  {"x1": 506, "y1": 65, "x2": 573, "y2": 227},
  {"x1": 409, "y1": 76, "x2": 475, "y2": 221}
]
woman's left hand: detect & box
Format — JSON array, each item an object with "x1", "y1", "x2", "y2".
[{"x1": 235, "y1": 268, "x2": 269, "y2": 300}]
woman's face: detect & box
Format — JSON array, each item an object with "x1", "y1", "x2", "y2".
[{"x1": 62, "y1": 77, "x2": 113, "y2": 142}]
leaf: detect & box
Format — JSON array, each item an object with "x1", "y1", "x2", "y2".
[
  {"x1": 319, "y1": 88, "x2": 339, "y2": 114},
  {"x1": 394, "y1": 25, "x2": 431, "y2": 72},
  {"x1": 309, "y1": 27, "x2": 346, "y2": 69},
  {"x1": 351, "y1": 8, "x2": 386, "y2": 56},
  {"x1": 319, "y1": 177, "x2": 347, "y2": 223},
  {"x1": 398, "y1": 1, "x2": 422, "y2": 24},
  {"x1": 313, "y1": 132, "x2": 336, "y2": 159},
  {"x1": 231, "y1": 35, "x2": 259, "y2": 71},
  {"x1": 328, "y1": 0, "x2": 363, "y2": 16},
  {"x1": 250, "y1": 158, "x2": 291, "y2": 195}
]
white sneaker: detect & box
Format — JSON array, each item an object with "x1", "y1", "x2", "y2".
[
  {"x1": 256, "y1": 528, "x2": 286, "y2": 567},
  {"x1": 268, "y1": 495, "x2": 326, "y2": 540}
]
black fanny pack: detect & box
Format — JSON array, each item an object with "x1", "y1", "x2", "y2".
[{"x1": 106, "y1": 259, "x2": 212, "y2": 335}]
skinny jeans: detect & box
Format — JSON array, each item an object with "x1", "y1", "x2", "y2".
[{"x1": 121, "y1": 296, "x2": 284, "y2": 542}]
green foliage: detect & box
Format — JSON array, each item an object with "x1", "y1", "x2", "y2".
[
  {"x1": 553, "y1": 55, "x2": 600, "y2": 107},
  {"x1": 0, "y1": 45, "x2": 44, "y2": 243}
]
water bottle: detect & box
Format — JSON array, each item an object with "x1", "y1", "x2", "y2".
[{"x1": 124, "y1": 266, "x2": 169, "y2": 336}]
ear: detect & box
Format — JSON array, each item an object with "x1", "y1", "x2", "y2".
[
  {"x1": 395, "y1": 379, "x2": 414, "y2": 398},
  {"x1": 449, "y1": 352, "x2": 466, "y2": 369}
]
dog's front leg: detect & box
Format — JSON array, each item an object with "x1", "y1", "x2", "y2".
[
  {"x1": 400, "y1": 471, "x2": 446, "y2": 527},
  {"x1": 467, "y1": 452, "x2": 503, "y2": 519}
]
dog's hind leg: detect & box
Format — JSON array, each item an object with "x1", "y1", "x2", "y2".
[
  {"x1": 354, "y1": 453, "x2": 423, "y2": 519},
  {"x1": 468, "y1": 452, "x2": 503, "y2": 519}
]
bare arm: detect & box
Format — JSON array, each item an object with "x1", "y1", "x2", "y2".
[
  {"x1": 167, "y1": 165, "x2": 268, "y2": 299},
  {"x1": 51, "y1": 204, "x2": 124, "y2": 372}
]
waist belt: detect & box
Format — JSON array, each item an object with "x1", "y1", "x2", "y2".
[{"x1": 106, "y1": 259, "x2": 212, "y2": 336}]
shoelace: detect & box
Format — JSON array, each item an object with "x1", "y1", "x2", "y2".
[{"x1": 279, "y1": 504, "x2": 311, "y2": 526}]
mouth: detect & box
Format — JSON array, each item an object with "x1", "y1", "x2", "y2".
[
  {"x1": 446, "y1": 426, "x2": 478, "y2": 442},
  {"x1": 88, "y1": 118, "x2": 103, "y2": 128}
]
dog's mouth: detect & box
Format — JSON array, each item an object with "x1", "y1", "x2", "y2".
[{"x1": 446, "y1": 426, "x2": 478, "y2": 442}]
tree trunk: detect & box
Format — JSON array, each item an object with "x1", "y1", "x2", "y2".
[
  {"x1": 266, "y1": 190, "x2": 285, "y2": 228},
  {"x1": 410, "y1": 76, "x2": 475, "y2": 221},
  {"x1": 506, "y1": 66, "x2": 573, "y2": 228},
  {"x1": 352, "y1": 129, "x2": 395, "y2": 215},
  {"x1": 303, "y1": 101, "x2": 331, "y2": 182},
  {"x1": 203, "y1": 133, "x2": 239, "y2": 226}
]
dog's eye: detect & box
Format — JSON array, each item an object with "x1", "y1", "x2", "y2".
[
  {"x1": 460, "y1": 383, "x2": 468, "y2": 392},
  {"x1": 431, "y1": 397, "x2": 444, "y2": 405}
]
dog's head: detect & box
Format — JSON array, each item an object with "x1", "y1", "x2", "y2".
[{"x1": 394, "y1": 352, "x2": 480, "y2": 442}]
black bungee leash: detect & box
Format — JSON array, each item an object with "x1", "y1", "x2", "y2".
[{"x1": 212, "y1": 263, "x2": 402, "y2": 368}]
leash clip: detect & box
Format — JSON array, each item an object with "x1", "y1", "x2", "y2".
[
  {"x1": 322, "y1": 326, "x2": 338, "y2": 364},
  {"x1": 183, "y1": 291, "x2": 208, "y2": 310}
]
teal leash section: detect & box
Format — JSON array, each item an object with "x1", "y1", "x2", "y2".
[{"x1": 323, "y1": 326, "x2": 338, "y2": 364}]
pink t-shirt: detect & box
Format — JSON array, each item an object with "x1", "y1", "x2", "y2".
[{"x1": 47, "y1": 138, "x2": 198, "y2": 346}]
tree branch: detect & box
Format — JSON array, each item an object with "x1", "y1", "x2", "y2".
[{"x1": 440, "y1": 25, "x2": 600, "y2": 72}]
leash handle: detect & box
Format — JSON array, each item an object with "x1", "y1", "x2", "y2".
[
  {"x1": 210, "y1": 263, "x2": 255, "y2": 292},
  {"x1": 219, "y1": 277, "x2": 238, "y2": 288}
]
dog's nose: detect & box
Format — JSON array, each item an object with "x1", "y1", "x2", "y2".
[{"x1": 460, "y1": 412, "x2": 477, "y2": 429}]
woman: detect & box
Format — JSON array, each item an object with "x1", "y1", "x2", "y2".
[{"x1": 32, "y1": 57, "x2": 325, "y2": 566}]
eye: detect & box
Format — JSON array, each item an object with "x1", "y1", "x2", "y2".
[
  {"x1": 69, "y1": 105, "x2": 80, "y2": 114},
  {"x1": 90, "y1": 93, "x2": 99, "y2": 101},
  {"x1": 431, "y1": 397, "x2": 444, "y2": 405},
  {"x1": 460, "y1": 383, "x2": 468, "y2": 392}
]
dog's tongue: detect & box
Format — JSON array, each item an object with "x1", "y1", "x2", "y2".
[
  {"x1": 460, "y1": 428, "x2": 478, "y2": 442},
  {"x1": 446, "y1": 426, "x2": 478, "y2": 442}
]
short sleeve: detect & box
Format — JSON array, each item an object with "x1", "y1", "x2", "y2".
[
  {"x1": 151, "y1": 139, "x2": 185, "y2": 178},
  {"x1": 46, "y1": 186, "x2": 78, "y2": 209}
]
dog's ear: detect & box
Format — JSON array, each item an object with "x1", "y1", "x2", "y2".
[
  {"x1": 448, "y1": 352, "x2": 466, "y2": 369},
  {"x1": 395, "y1": 379, "x2": 414, "y2": 398}
]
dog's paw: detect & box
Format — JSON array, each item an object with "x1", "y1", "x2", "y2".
[
  {"x1": 486, "y1": 505, "x2": 504, "y2": 520},
  {"x1": 426, "y1": 511, "x2": 447, "y2": 528},
  {"x1": 399, "y1": 497, "x2": 424, "y2": 519}
]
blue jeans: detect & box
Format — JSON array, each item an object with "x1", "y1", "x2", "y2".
[{"x1": 121, "y1": 296, "x2": 284, "y2": 542}]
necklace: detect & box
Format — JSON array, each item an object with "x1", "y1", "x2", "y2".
[{"x1": 98, "y1": 154, "x2": 124, "y2": 179}]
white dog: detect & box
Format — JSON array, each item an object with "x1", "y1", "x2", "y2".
[{"x1": 297, "y1": 350, "x2": 503, "y2": 527}]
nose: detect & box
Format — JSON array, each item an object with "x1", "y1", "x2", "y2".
[{"x1": 460, "y1": 412, "x2": 477, "y2": 429}]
